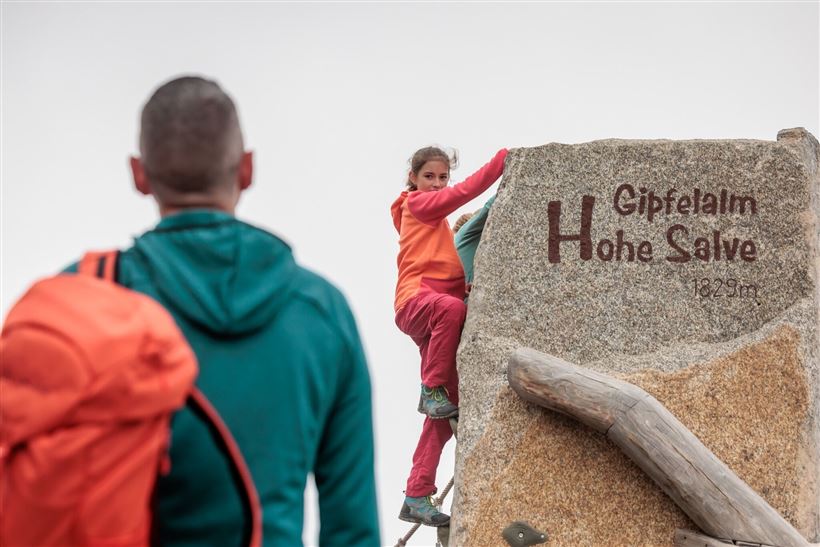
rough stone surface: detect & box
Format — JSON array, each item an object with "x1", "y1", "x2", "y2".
[{"x1": 451, "y1": 129, "x2": 820, "y2": 546}]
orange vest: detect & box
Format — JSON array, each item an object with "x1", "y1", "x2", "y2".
[{"x1": 392, "y1": 192, "x2": 466, "y2": 311}]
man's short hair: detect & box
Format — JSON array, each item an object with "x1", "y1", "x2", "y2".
[
  {"x1": 453, "y1": 212, "x2": 474, "y2": 234},
  {"x1": 140, "y1": 76, "x2": 243, "y2": 193}
]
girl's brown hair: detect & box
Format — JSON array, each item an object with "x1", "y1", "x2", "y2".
[{"x1": 406, "y1": 146, "x2": 459, "y2": 190}]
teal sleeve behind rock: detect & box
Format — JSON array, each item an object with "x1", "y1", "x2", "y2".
[{"x1": 455, "y1": 194, "x2": 497, "y2": 284}]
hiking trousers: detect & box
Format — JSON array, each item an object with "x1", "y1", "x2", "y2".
[{"x1": 395, "y1": 290, "x2": 466, "y2": 497}]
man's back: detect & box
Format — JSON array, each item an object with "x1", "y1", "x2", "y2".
[{"x1": 72, "y1": 210, "x2": 379, "y2": 546}]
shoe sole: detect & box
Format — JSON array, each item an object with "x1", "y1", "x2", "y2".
[
  {"x1": 398, "y1": 514, "x2": 450, "y2": 527},
  {"x1": 417, "y1": 408, "x2": 459, "y2": 420}
]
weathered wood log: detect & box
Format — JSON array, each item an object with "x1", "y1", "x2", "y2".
[{"x1": 507, "y1": 347, "x2": 810, "y2": 547}]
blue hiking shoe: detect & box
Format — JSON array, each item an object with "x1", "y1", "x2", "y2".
[
  {"x1": 417, "y1": 384, "x2": 458, "y2": 419},
  {"x1": 399, "y1": 495, "x2": 450, "y2": 527}
]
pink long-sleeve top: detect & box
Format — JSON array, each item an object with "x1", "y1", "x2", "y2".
[{"x1": 390, "y1": 148, "x2": 508, "y2": 312}]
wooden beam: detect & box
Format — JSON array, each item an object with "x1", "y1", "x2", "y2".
[{"x1": 507, "y1": 347, "x2": 810, "y2": 547}]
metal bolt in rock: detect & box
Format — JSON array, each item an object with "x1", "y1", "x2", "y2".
[{"x1": 501, "y1": 521, "x2": 548, "y2": 546}]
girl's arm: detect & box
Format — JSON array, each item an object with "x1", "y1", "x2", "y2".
[{"x1": 407, "y1": 148, "x2": 508, "y2": 225}]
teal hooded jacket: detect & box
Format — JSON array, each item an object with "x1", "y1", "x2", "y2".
[
  {"x1": 67, "y1": 210, "x2": 379, "y2": 547},
  {"x1": 455, "y1": 194, "x2": 496, "y2": 284}
]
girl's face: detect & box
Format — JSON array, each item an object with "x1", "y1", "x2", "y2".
[{"x1": 410, "y1": 160, "x2": 450, "y2": 192}]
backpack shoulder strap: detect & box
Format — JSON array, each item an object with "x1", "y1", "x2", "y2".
[
  {"x1": 187, "y1": 388, "x2": 263, "y2": 547},
  {"x1": 78, "y1": 250, "x2": 120, "y2": 281}
]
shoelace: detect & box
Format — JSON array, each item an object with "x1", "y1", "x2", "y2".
[
  {"x1": 423, "y1": 386, "x2": 450, "y2": 403},
  {"x1": 415, "y1": 496, "x2": 441, "y2": 516}
]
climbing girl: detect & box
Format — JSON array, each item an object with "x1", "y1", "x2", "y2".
[{"x1": 391, "y1": 145, "x2": 508, "y2": 527}]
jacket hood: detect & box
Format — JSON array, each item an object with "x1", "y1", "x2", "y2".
[
  {"x1": 391, "y1": 191, "x2": 409, "y2": 233},
  {"x1": 132, "y1": 210, "x2": 298, "y2": 337}
]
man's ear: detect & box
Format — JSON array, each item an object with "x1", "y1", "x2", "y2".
[
  {"x1": 130, "y1": 156, "x2": 152, "y2": 195},
  {"x1": 238, "y1": 151, "x2": 253, "y2": 191}
]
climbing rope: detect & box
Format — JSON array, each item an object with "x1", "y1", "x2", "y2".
[{"x1": 394, "y1": 476, "x2": 455, "y2": 547}]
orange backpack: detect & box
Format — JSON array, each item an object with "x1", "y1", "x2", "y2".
[{"x1": 1, "y1": 251, "x2": 262, "y2": 547}]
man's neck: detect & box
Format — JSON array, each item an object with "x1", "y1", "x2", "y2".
[{"x1": 159, "y1": 203, "x2": 235, "y2": 218}]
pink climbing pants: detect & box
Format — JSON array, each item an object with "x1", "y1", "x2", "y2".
[{"x1": 395, "y1": 290, "x2": 467, "y2": 497}]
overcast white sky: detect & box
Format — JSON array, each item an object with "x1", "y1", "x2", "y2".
[{"x1": 2, "y1": 2, "x2": 818, "y2": 546}]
